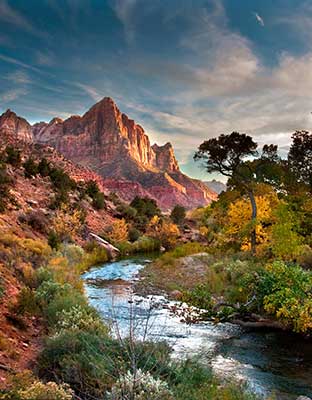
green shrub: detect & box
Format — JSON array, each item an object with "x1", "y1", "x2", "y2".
[
  {"x1": 158, "y1": 242, "x2": 206, "y2": 266},
  {"x1": 48, "y1": 168, "x2": 76, "y2": 192},
  {"x1": 23, "y1": 158, "x2": 38, "y2": 178},
  {"x1": 128, "y1": 227, "x2": 140, "y2": 242},
  {"x1": 182, "y1": 283, "x2": 213, "y2": 311},
  {"x1": 170, "y1": 205, "x2": 186, "y2": 225},
  {"x1": 37, "y1": 157, "x2": 51, "y2": 177},
  {"x1": 48, "y1": 230, "x2": 61, "y2": 250},
  {"x1": 0, "y1": 163, "x2": 12, "y2": 212},
  {"x1": 5, "y1": 145, "x2": 21, "y2": 167},
  {"x1": 92, "y1": 191, "x2": 106, "y2": 209},
  {"x1": 130, "y1": 196, "x2": 161, "y2": 218},
  {"x1": 15, "y1": 287, "x2": 40, "y2": 315}
]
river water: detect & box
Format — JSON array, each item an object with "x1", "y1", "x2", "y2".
[{"x1": 82, "y1": 257, "x2": 312, "y2": 400}]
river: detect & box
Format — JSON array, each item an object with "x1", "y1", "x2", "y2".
[{"x1": 82, "y1": 256, "x2": 312, "y2": 400}]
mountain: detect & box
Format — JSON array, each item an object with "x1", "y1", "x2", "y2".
[
  {"x1": 0, "y1": 109, "x2": 33, "y2": 143},
  {"x1": 2, "y1": 98, "x2": 217, "y2": 209},
  {"x1": 204, "y1": 180, "x2": 226, "y2": 195}
]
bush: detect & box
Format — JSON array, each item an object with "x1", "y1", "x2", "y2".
[
  {"x1": 157, "y1": 242, "x2": 206, "y2": 266},
  {"x1": 5, "y1": 145, "x2": 21, "y2": 167},
  {"x1": 0, "y1": 163, "x2": 12, "y2": 212},
  {"x1": 182, "y1": 283, "x2": 213, "y2": 311},
  {"x1": 92, "y1": 191, "x2": 106, "y2": 209},
  {"x1": 48, "y1": 230, "x2": 61, "y2": 250},
  {"x1": 49, "y1": 167, "x2": 76, "y2": 192},
  {"x1": 23, "y1": 158, "x2": 38, "y2": 178},
  {"x1": 15, "y1": 381, "x2": 73, "y2": 400},
  {"x1": 170, "y1": 205, "x2": 186, "y2": 225},
  {"x1": 130, "y1": 196, "x2": 161, "y2": 218},
  {"x1": 37, "y1": 158, "x2": 51, "y2": 177},
  {"x1": 107, "y1": 369, "x2": 173, "y2": 400},
  {"x1": 14, "y1": 287, "x2": 40, "y2": 315},
  {"x1": 128, "y1": 227, "x2": 140, "y2": 242},
  {"x1": 18, "y1": 210, "x2": 49, "y2": 233},
  {"x1": 259, "y1": 261, "x2": 312, "y2": 333}
]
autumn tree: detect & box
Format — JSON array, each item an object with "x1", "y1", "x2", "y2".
[
  {"x1": 147, "y1": 215, "x2": 180, "y2": 249},
  {"x1": 108, "y1": 218, "x2": 129, "y2": 244},
  {"x1": 194, "y1": 132, "x2": 281, "y2": 254}
]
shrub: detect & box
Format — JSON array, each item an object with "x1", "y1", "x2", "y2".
[
  {"x1": 130, "y1": 196, "x2": 161, "y2": 218},
  {"x1": 14, "y1": 287, "x2": 40, "y2": 315},
  {"x1": 52, "y1": 204, "x2": 84, "y2": 241},
  {"x1": 146, "y1": 216, "x2": 180, "y2": 249},
  {"x1": 128, "y1": 227, "x2": 140, "y2": 242},
  {"x1": 85, "y1": 180, "x2": 100, "y2": 197},
  {"x1": 107, "y1": 369, "x2": 173, "y2": 400},
  {"x1": 182, "y1": 283, "x2": 213, "y2": 311},
  {"x1": 259, "y1": 261, "x2": 312, "y2": 333},
  {"x1": 54, "y1": 304, "x2": 109, "y2": 336},
  {"x1": 18, "y1": 210, "x2": 49, "y2": 233},
  {"x1": 37, "y1": 157, "x2": 51, "y2": 177},
  {"x1": 49, "y1": 168, "x2": 76, "y2": 192},
  {"x1": 23, "y1": 158, "x2": 38, "y2": 178},
  {"x1": 170, "y1": 205, "x2": 186, "y2": 225},
  {"x1": 92, "y1": 191, "x2": 106, "y2": 209},
  {"x1": 107, "y1": 218, "x2": 129, "y2": 244},
  {"x1": 116, "y1": 203, "x2": 137, "y2": 220},
  {"x1": 0, "y1": 163, "x2": 12, "y2": 212},
  {"x1": 5, "y1": 145, "x2": 21, "y2": 167},
  {"x1": 48, "y1": 230, "x2": 61, "y2": 250},
  {"x1": 16, "y1": 380, "x2": 73, "y2": 400}
]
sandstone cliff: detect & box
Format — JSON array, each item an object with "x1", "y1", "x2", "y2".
[{"x1": 2, "y1": 98, "x2": 217, "y2": 209}]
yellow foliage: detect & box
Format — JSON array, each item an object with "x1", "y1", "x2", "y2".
[
  {"x1": 52, "y1": 204, "x2": 84, "y2": 240},
  {"x1": 226, "y1": 191, "x2": 280, "y2": 252},
  {"x1": 147, "y1": 215, "x2": 180, "y2": 249},
  {"x1": 47, "y1": 255, "x2": 83, "y2": 291},
  {"x1": 107, "y1": 218, "x2": 128, "y2": 244}
]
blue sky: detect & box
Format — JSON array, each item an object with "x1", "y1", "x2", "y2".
[{"x1": 0, "y1": 0, "x2": 312, "y2": 180}]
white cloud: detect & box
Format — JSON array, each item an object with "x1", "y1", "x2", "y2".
[{"x1": 6, "y1": 70, "x2": 31, "y2": 84}]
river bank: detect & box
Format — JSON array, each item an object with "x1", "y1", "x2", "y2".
[{"x1": 83, "y1": 256, "x2": 312, "y2": 400}]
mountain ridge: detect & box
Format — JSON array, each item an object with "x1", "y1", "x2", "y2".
[{"x1": 1, "y1": 97, "x2": 217, "y2": 209}]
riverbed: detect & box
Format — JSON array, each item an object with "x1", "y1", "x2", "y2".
[{"x1": 82, "y1": 256, "x2": 312, "y2": 400}]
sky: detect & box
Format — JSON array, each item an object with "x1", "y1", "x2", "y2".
[{"x1": 0, "y1": 0, "x2": 312, "y2": 180}]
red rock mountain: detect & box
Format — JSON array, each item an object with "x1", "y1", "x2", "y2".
[
  {"x1": 0, "y1": 109, "x2": 33, "y2": 143},
  {"x1": 1, "y1": 98, "x2": 217, "y2": 209}
]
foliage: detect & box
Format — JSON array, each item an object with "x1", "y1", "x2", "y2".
[
  {"x1": 48, "y1": 167, "x2": 76, "y2": 192},
  {"x1": 130, "y1": 196, "x2": 161, "y2": 219},
  {"x1": 117, "y1": 236, "x2": 160, "y2": 256},
  {"x1": 107, "y1": 218, "x2": 129, "y2": 244},
  {"x1": 47, "y1": 230, "x2": 61, "y2": 250},
  {"x1": 182, "y1": 283, "x2": 213, "y2": 311},
  {"x1": 52, "y1": 204, "x2": 84, "y2": 241},
  {"x1": 37, "y1": 157, "x2": 51, "y2": 177},
  {"x1": 288, "y1": 130, "x2": 312, "y2": 188},
  {"x1": 107, "y1": 369, "x2": 173, "y2": 400},
  {"x1": 259, "y1": 261, "x2": 312, "y2": 333},
  {"x1": 0, "y1": 163, "x2": 12, "y2": 212},
  {"x1": 23, "y1": 158, "x2": 38, "y2": 178},
  {"x1": 157, "y1": 242, "x2": 206, "y2": 266},
  {"x1": 14, "y1": 381, "x2": 73, "y2": 400},
  {"x1": 170, "y1": 205, "x2": 186, "y2": 225},
  {"x1": 128, "y1": 226, "x2": 140, "y2": 242},
  {"x1": 85, "y1": 180, "x2": 106, "y2": 209},
  {"x1": 5, "y1": 146, "x2": 21, "y2": 167},
  {"x1": 146, "y1": 215, "x2": 180, "y2": 249}
]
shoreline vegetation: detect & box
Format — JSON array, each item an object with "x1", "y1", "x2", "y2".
[{"x1": 0, "y1": 237, "x2": 259, "y2": 400}]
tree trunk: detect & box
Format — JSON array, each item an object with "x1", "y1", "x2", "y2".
[{"x1": 248, "y1": 190, "x2": 257, "y2": 255}]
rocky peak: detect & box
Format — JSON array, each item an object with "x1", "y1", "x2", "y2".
[
  {"x1": 0, "y1": 109, "x2": 33, "y2": 143},
  {"x1": 152, "y1": 142, "x2": 180, "y2": 172}
]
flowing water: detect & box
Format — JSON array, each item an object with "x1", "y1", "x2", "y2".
[{"x1": 82, "y1": 257, "x2": 312, "y2": 400}]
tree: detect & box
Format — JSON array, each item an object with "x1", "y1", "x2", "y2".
[
  {"x1": 195, "y1": 132, "x2": 258, "y2": 252},
  {"x1": 194, "y1": 132, "x2": 281, "y2": 254},
  {"x1": 288, "y1": 130, "x2": 312, "y2": 189},
  {"x1": 23, "y1": 158, "x2": 38, "y2": 178},
  {"x1": 38, "y1": 158, "x2": 51, "y2": 177},
  {"x1": 130, "y1": 196, "x2": 161, "y2": 219},
  {"x1": 108, "y1": 219, "x2": 129, "y2": 243},
  {"x1": 170, "y1": 205, "x2": 186, "y2": 225},
  {"x1": 5, "y1": 145, "x2": 21, "y2": 167},
  {"x1": 147, "y1": 215, "x2": 180, "y2": 249}
]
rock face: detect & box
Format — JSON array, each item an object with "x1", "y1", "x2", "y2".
[
  {"x1": 2, "y1": 98, "x2": 217, "y2": 209},
  {"x1": 204, "y1": 180, "x2": 226, "y2": 195},
  {"x1": 0, "y1": 109, "x2": 33, "y2": 143}
]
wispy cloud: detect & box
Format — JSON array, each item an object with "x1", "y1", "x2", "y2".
[
  {"x1": 0, "y1": 54, "x2": 43, "y2": 74},
  {"x1": 111, "y1": 0, "x2": 139, "y2": 44},
  {"x1": 6, "y1": 70, "x2": 31, "y2": 84},
  {"x1": 0, "y1": 87, "x2": 27, "y2": 103},
  {"x1": 0, "y1": 0, "x2": 48, "y2": 39},
  {"x1": 74, "y1": 82, "x2": 102, "y2": 101},
  {"x1": 254, "y1": 12, "x2": 264, "y2": 26}
]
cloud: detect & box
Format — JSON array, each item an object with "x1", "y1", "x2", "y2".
[
  {"x1": 111, "y1": 0, "x2": 138, "y2": 44},
  {"x1": 254, "y1": 12, "x2": 264, "y2": 26},
  {"x1": 73, "y1": 82, "x2": 103, "y2": 102},
  {"x1": 0, "y1": 54, "x2": 43, "y2": 74},
  {"x1": 0, "y1": 0, "x2": 48, "y2": 39},
  {"x1": 6, "y1": 70, "x2": 31, "y2": 84},
  {"x1": 0, "y1": 88, "x2": 27, "y2": 103}
]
